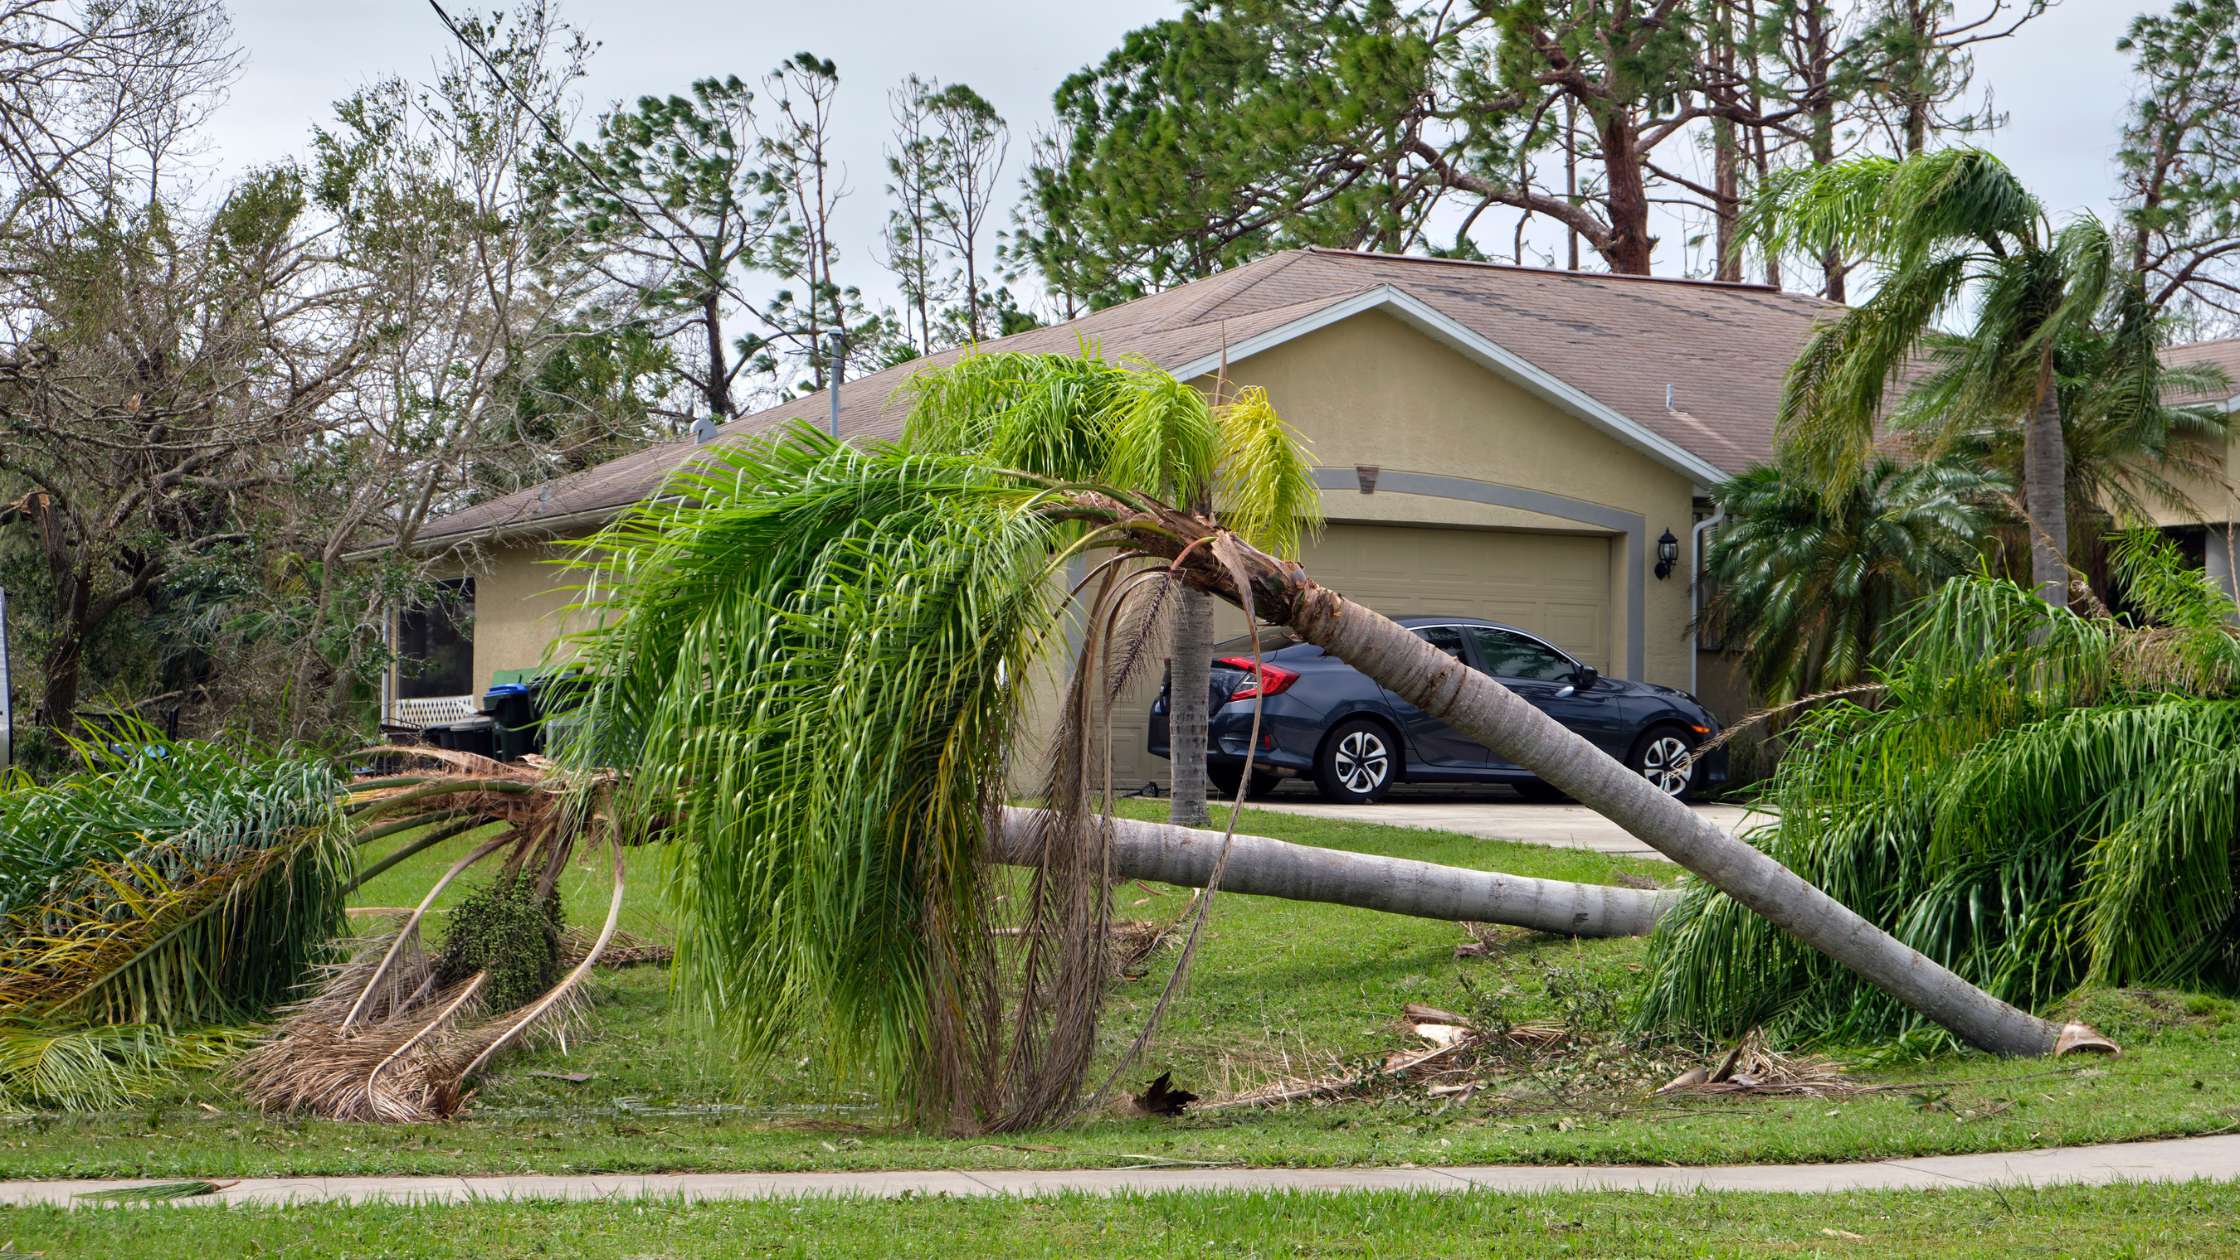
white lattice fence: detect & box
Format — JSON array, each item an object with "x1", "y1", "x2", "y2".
[{"x1": 388, "y1": 695, "x2": 477, "y2": 728}]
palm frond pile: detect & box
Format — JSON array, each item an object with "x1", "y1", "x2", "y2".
[
  {"x1": 0, "y1": 735, "x2": 349, "y2": 1111},
  {"x1": 234, "y1": 749, "x2": 623, "y2": 1122},
  {"x1": 1643, "y1": 533, "x2": 2240, "y2": 1044}
]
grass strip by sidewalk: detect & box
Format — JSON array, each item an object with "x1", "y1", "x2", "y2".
[{"x1": 6, "y1": 1181, "x2": 2239, "y2": 1258}]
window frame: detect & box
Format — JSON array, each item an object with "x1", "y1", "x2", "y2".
[{"x1": 394, "y1": 577, "x2": 476, "y2": 699}]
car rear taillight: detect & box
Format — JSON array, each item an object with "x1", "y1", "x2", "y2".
[{"x1": 1216, "y1": 656, "x2": 1299, "y2": 701}]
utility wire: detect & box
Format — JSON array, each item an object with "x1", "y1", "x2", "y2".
[{"x1": 424, "y1": 1, "x2": 692, "y2": 280}]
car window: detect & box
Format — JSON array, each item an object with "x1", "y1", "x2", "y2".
[
  {"x1": 1464, "y1": 627, "x2": 1575, "y2": 682},
  {"x1": 1413, "y1": 625, "x2": 1468, "y2": 663}
]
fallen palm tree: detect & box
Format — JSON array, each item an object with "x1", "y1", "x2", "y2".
[
  {"x1": 553, "y1": 356, "x2": 2105, "y2": 1138},
  {"x1": 993, "y1": 808, "x2": 1672, "y2": 939},
  {"x1": 233, "y1": 749, "x2": 625, "y2": 1121},
  {"x1": 0, "y1": 735, "x2": 350, "y2": 1112}
]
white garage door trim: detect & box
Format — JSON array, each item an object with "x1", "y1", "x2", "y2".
[{"x1": 1310, "y1": 467, "x2": 1645, "y2": 678}]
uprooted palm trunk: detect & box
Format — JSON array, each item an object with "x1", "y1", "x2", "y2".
[
  {"x1": 234, "y1": 749, "x2": 626, "y2": 1121},
  {"x1": 995, "y1": 808, "x2": 1670, "y2": 938},
  {"x1": 1094, "y1": 503, "x2": 2106, "y2": 1058}
]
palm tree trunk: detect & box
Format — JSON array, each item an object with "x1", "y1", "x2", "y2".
[
  {"x1": 2023, "y1": 379, "x2": 2070, "y2": 605},
  {"x1": 995, "y1": 807, "x2": 1671, "y2": 938},
  {"x1": 1104, "y1": 512, "x2": 2071, "y2": 1055},
  {"x1": 1168, "y1": 588, "x2": 1213, "y2": 827}
]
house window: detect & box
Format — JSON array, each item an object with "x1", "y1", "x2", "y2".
[{"x1": 396, "y1": 578, "x2": 474, "y2": 698}]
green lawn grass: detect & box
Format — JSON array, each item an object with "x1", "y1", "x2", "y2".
[
  {"x1": 2, "y1": 801, "x2": 2236, "y2": 1180},
  {"x1": 7, "y1": 1182, "x2": 2239, "y2": 1258}
]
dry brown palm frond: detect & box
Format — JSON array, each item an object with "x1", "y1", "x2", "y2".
[
  {"x1": 1654, "y1": 1028, "x2": 1856, "y2": 1097},
  {"x1": 559, "y1": 926, "x2": 671, "y2": 969},
  {"x1": 965, "y1": 565, "x2": 1121, "y2": 1133},
  {"x1": 351, "y1": 745, "x2": 543, "y2": 783},
  {"x1": 1106, "y1": 918, "x2": 1179, "y2": 978},
  {"x1": 1101, "y1": 566, "x2": 1175, "y2": 702},
  {"x1": 234, "y1": 771, "x2": 624, "y2": 1122},
  {"x1": 234, "y1": 949, "x2": 477, "y2": 1123}
]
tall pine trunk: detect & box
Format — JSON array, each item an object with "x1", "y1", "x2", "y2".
[
  {"x1": 1168, "y1": 587, "x2": 1213, "y2": 827},
  {"x1": 2024, "y1": 363, "x2": 2070, "y2": 605}
]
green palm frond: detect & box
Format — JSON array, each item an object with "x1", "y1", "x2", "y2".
[
  {"x1": 0, "y1": 1021, "x2": 248, "y2": 1114},
  {"x1": 901, "y1": 348, "x2": 1318, "y2": 555},
  {"x1": 1211, "y1": 385, "x2": 1321, "y2": 558},
  {"x1": 1742, "y1": 149, "x2": 2038, "y2": 273},
  {"x1": 1883, "y1": 147, "x2": 2041, "y2": 260},
  {"x1": 561, "y1": 426, "x2": 1082, "y2": 1124},
  {"x1": 0, "y1": 735, "x2": 351, "y2": 1028},
  {"x1": 1647, "y1": 533, "x2": 2240, "y2": 1043},
  {"x1": 1105, "y1": 355, "x2": 1222, "y2": 507},
  {"x1": 1777, "y1": 254, "x2": 1971, "y2": 497}
]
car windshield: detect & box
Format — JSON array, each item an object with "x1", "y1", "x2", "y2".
[{"x1": 1212, "y1": 627, "x2": 1303, "y2": 655}]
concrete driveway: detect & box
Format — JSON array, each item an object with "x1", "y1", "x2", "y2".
[{"x1": 1251, "y1": 787, "x2": 1769, "y2": 862}]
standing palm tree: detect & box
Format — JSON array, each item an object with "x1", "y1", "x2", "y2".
[
  {"x1": 1743, "y1": 148, "x2": 2194, "y2": 605},
  {"x1": 1704, "y1": 456, "x2": 2002, "y2": 705},
  {"x1": 900, "y1": 350, "x2": 1320, "y2": 828}
]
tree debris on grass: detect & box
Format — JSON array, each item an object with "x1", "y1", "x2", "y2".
[
  {"x1": 232, "y1": 751, "x2": 625, "y2": 1122},
  {"x1": 1197, "y1": 1004, "x2": 1881, "y2": 1114},
  {"x1": 562, "y1": 926, "x2": 671, "y2": 970},
  {"x1": 1653, "y1": 1029, "x2": 1857, "y2": 1097}
]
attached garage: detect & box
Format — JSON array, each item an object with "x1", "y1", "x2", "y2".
[{"x1": 1098, "y1": 522, "x2": 1618, "y2": 788}]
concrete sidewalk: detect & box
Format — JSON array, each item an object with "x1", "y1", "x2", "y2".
[
  {"x1": 14, "y1": 1134, "x2": 2240, "y2": 1207},
  {"x1": 1254, "y1": 792, "x2": 1770, "y2": 862}
]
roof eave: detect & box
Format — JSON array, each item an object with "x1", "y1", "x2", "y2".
[{"x1": 342, "y1": 500, "x2": 638, "y2": 562}]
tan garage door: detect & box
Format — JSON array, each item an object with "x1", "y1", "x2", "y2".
[{"x1": 1100, "y1": 523, "x2": 1615, "y2": 788}]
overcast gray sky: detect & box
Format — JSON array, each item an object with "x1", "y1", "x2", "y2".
[{"x1": 209, "y1": 0, "x2": 2162, "y2": 309}]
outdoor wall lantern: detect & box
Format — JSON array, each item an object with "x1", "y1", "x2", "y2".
[{"x1": 1654, "y1": 528, "x2": 1680, "y2": 580}]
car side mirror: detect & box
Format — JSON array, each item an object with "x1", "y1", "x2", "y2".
[{"x1": 1572, "y1": 666, "x2": 1599, "y2": 693}]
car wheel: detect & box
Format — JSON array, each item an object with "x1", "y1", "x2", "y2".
[
  {"x1": 1629, "y1": 726, "x2": 1699, "y2": 800},
  {"x1": 1313, "y1": 719, "x2": 1397, "y2": 804},
  {"x1": 1513, "y1": 779, "x2": 1571, "y2": 804},
  {"x1": 1209, "y1": 764, "x2": 1282, "y2": 801}
]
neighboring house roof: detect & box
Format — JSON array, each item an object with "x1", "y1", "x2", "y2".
[
  {"x1": 414, "y1": 247, "x2": 1842, "y2": 548},
  {"x1": 2163, "y1": 337, "x2": 2240, "y2": 408}
]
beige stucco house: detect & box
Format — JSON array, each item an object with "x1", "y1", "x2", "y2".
[
  {"x1": 2150, "y1": 338, "x2": 2240, "y2": 589},
  {"x1": 385, "y1": 248, "x2": 2240, "y2": 785}
]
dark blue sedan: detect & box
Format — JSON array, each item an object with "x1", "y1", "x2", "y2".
[{"x1": 1149, "y1": 616, "x2": 1727, "y2": 804}]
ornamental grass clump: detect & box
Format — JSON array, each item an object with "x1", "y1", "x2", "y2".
[{"x1": 1642, "y1": 532, "x2": 2240, "y2": 1045}]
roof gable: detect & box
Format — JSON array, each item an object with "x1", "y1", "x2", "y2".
[{"x1": 1165, "y1": 284, "x2": 1729, "y2": 485}]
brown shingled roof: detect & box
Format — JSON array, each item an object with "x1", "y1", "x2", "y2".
[
  {"x1": 415, "y1": 248, "x2": 1838, "y2": 547},
  {"x1": 2163, "y1": 337, "x2": 2240, "y2": 406}
]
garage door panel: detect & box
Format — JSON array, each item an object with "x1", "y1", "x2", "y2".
[
  {"x1": 1304, "y1": 525, "x2": 1613, "y2": 670},
  {"x1": 1099, "y1": 523, "x2": 1615, "y2": 787}
]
